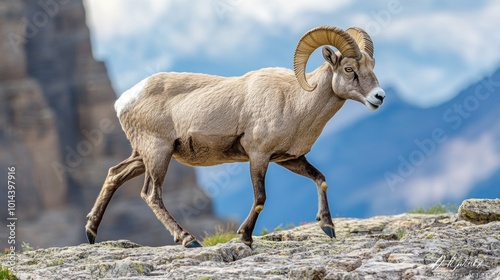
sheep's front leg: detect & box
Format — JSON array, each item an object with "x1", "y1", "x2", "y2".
[
  {"x1": 277, "y1": 155, "x2": 335, "y2": 238},
  {"x1": 237, "y1": 155, "x2": 269, "y2": 247}
]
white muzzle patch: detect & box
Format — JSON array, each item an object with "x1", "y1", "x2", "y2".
[{"x1": 365, "y1": 87, "x2": 385, "y2": 111}]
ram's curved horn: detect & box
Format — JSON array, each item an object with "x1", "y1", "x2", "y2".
[
  {"x1": 293, "y1": 26, "x2": 361, "y2": 92},
  {"x1": 346, "y1": 27, "x2": 374, "y2": 58}
]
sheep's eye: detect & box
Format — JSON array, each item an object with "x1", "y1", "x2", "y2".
[{"x1": 345, "y1": 67, "x2": 354, "y2": 73}]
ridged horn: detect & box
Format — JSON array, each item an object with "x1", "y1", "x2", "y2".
[
  {"x1": 293, "y1": 26, "x2": 361, "y2": 92},
  {"x1": 346, "y1": 27, "x2": 374, "y2": 58}
]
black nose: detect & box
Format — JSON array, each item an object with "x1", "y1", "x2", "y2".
[{"x1": 375, "y1": 93, "x2": 385, "y2": 101}]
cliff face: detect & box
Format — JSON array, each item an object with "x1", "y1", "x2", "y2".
[
  {"x1": 0, "y1": 0, "x2": 227, "y2": 248},
  {"x1": 0, "y1": 0, "x2": 62, "y2": 219}
]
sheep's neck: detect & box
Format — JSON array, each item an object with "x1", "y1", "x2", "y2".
[
  {"x1": 290, "y1": 63, "x2": 345, "y2": 152},
  {"x1": 304, "y1": 63, "x2": 345, "y2": 127}
]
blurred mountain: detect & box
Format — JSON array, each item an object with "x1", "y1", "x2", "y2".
[
  {"x1": 0, "y1": 0, "x2": 228, "y2": 248},
  {"x1": 213, "y1": 68, "x2": 500, "y2": 232},
  {"x1": 315, "y1": 68, "x2": 500, "y2": 217}
]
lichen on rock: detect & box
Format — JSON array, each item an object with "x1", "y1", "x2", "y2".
[
  {"x1": 2, "y1": 207, "x2": 499, "y2": 279},
  {"x1": 458, "y1": 198, "x2": 500, "y2": 224}
]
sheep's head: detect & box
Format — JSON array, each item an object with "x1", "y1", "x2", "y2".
[{"x1": 293, "y1": 26, "x2": 385, "y2": 111}]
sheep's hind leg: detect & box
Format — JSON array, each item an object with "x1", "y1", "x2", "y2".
[
  {"x1": 237, "y1": 154, "x2": 269, "y2": 247},
  {"x1": 277, "y1": 155, "x2": 335, "y2": 238},
  {"x1": 86, "y1": 151, "x2": 145, "y2": 244},
  {"x1": 140, "y1": 143, "x2": 201, "y2": 248}
]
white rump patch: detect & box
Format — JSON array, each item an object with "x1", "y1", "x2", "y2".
[{"x1": 114, "y1": 77, "x2": 148, "y2": 117}]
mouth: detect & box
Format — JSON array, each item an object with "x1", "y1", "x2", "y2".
[{"x1": 366, "y1": 100, "x2": 380, "y2": 111}]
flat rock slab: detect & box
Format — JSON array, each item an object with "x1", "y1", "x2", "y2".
[
  {"x1": 459, "y1": 198, "x2": 500, "y2": 224},
  {"x1": 2, "y1": 213, "x2": 500, "y2": 279}
]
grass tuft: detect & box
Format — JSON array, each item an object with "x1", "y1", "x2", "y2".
[
  {"x1": 260, "y1": 223, "x2": 296, "y2": 236},
  {"x1": 21, "y1": 242, "x2": 33, "y2": 252},
  {"x1": 0, "y1": 266, "x2": 17, "y2": 280},
  {"x1": 202, "y1": 225, "x2": 238, "y2": 247},
  {"x1": 408, "y1": 203, "x2": 458, "y2": 214},
  {"x1": 395, "y1": 228, "x2": 406, "y2": 239}
]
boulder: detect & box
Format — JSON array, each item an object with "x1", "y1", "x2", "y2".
[{"x1": 458, "y1": 198, "x2": 500, "y2": 224}]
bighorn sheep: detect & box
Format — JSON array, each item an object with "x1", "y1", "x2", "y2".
[{"x1": 85, "y1": 26, "x2": 385, "y2": 248}]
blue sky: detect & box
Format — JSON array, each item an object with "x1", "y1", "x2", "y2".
[{"x1": 84, "y1": 0, "x2": 500, "y2": 107}]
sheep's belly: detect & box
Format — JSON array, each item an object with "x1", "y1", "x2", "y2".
[{"x1": 172, "y1": 134, "x2": 248, "y2": 166}]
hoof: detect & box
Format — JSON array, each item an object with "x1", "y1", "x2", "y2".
[
  {"x1": 86, "y1": 229, "x2": 96, "y2": 244},
  {"x1": 321, "y1": 225, "x2": 336, "y2": 239},
  {"x1": 237, "y1": 227, "x2": 253, "y2": 247},
  {"x1": 242, "y1": 241, "x2": 253, "y2": 249},
  {"x1": 184, "y1": 240, "x2": 202, "y2": 248},
  {"x1": 240, "y1": 237, "x2": 253, "y2": 248}
]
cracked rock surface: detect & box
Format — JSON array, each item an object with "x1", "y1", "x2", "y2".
[{"x1": 3, "y1": 209, "x2": 500, "y2": 279}]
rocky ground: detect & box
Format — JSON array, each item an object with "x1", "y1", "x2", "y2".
[{"x1": 2, "y1": 199, "x2": 499, "y2": 279}]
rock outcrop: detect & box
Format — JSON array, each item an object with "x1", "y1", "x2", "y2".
[
  {"x1": 459, "y1": 198, "x2": 500, "y2": 225},
  {"x1": 0, "y1": 0, "x2": 228, "y2": 248},
  {"x1": 3, "y1": 211, "x2": 499, "y2": 279}
]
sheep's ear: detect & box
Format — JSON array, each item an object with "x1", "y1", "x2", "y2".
[{"x1": 322, "y1": 46, "x2": 338, "y2": 67}]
